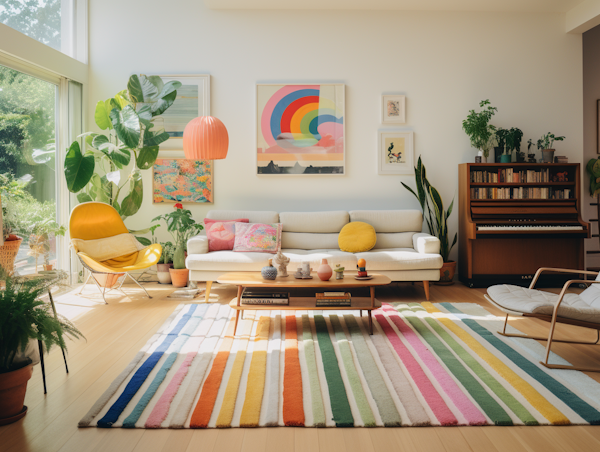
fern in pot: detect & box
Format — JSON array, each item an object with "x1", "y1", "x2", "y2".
[{"x1": 0, "y1": 277, "x2": 83, "y2": 424}]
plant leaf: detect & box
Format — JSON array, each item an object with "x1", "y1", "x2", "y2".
[
  {"x1": 106, "y1": 170, "x2": 121, "y2": 185},
  {"x1": 128, "y1": 74, "x2": 159, "y2": 103},
  {"x1": 143, "y1": 129, "x2": 170, "y2": 147},
  {"x1": 64, "y1": 141, "x2": 95, "y2": 193},
  {"x1": 135, "y1": 236, "x2": 152, "y2": 246},
  {"x1": 136, "y1": 146, "x2": 159, "y2": 170},
  {"x1": 92, "y1": 135, "x2": 131, "y2": 168},
  {"x1": 151, "y1": 90, "x2": 177, "y2": 116},
  {"x1": 120, "y1": 170, "x2": 143, "y2": 218},
  {"x1": 77, "y1": 193, "x2": 93, "y2": 203},
  {"x1": 110, "y1": 105, "x2": 140, "y2": 148},
  {"x1": 94, "y1": 100, "x2": 113, "y2": 130}
]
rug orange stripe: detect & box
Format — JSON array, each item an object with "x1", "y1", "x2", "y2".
[
  {"x1": 189, "y1": 315, "x2": 236, "y2": 428},
  {"x1": 283, "y1": 315, "x2": 305, "y2": 426}
]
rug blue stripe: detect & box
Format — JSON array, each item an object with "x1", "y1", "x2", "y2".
[
  {"x1": 97, "y1": 304, "x2": 198, "y2": 428},
  {"x1": 441, "y1": 303, "x2": 600, "y2": 425},
  {"x1": 121, "y1": 305, "x2": 208, "y2": 427}
]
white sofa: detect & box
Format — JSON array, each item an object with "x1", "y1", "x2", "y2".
[{"x1": 186, "y1": 210, "x2": 443, "y2": 300}]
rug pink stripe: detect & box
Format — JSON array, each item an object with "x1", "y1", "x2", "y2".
[
  {"x1": 381, "y1": 305, "x2": 487, "y2": 425},
  {"x1": 374, "y1": 313, "x2": 457, "y2": 426},
  {"x1": 144, "y1": 351, "x2": 197, "y2": 428}
]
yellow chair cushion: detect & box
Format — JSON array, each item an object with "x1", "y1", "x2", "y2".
[{"x1": 338, "y1": 222, "x2": 377, "y2": 253}]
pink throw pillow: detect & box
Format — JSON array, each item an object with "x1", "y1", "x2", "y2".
[
  {"x1": 233, "y1": 223, "x2": 282, "y2": 253},
  {"x1": 204, "y1": 218, "x2": 249, "y2": 252}
]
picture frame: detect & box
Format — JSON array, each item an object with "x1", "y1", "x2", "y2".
[
  {"x1": 152, "y1": 158, "x2": 213, "y2": 204},
  {"x1": 256, "y1": 83, "x2": 345, "y2": 175},
  {"x1": 153, "y1": 75, "x2": 210, "y2": 151},
  {"x1": 378, "y1": 131, "x2": 414, "y2": 175},
  {"x1": 382, "y1": 94, "x2": 406, "y2": 124}
]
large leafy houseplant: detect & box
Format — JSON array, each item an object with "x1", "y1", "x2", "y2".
[
  {"x1": 152, "y1": 204, "x2": 204, "y2": 270},
  {"x1": 64, "y1": 75, "x2": 182, "y2": 219},
  {"x1": 462, "y1": 99, "x2": 498, "y2": 159},
  {"x1": 0, "y1": 278, "x2": 83, "y2": 373},
  {"x1": 587, "y1": 158, "x2": 600, "y2": 197},
  {"x1": 401, "y1": 156, "x2": 457, "y2": 263}
]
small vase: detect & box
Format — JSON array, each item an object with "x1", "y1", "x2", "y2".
[
  {"x1": 317, "y1": 259, "x2": 333, "y2": 281},
  {"x1": 261, "y1": 259, "x2": 278, "y2": 280},
  {"x1": 542, "y1": 149, "x2": 555, "y2": 163},
  {"x1": 169, "y1": 268, "x2": 189, "y2": 288}
]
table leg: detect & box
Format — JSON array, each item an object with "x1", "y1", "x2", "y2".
[
  {"x1": 234, "y1": 310, "x2": 241, "y2": 335},
  {"x1": 369, "y1": 286, "x2": 375, "y2": 335},
  {"x1": 368, "y1": 311, "x2": 373, "y2": 335},
  {"x1": 234, "y1": 286, "x2": 243, "y2": 335},
  {"x1": 48, "y1": 289, "x2": 69, "y2": 374},
  {"x1": 38, "y1": 340, "x2": 47, "y2": 394}
]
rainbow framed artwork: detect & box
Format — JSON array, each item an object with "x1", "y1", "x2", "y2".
[
  {"x1": 256, "y1": 84, "x2": 345, "y2": 175},
  {"x1": 153, "y1": 159, "x2": 213, "y2": 203}
]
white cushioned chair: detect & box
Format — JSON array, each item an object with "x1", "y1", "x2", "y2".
[{"x1": 485, "y1": 267, "x2": 600, "y2": 372}]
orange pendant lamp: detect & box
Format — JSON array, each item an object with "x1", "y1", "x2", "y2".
[{"x1": 182, "y1": 116, "x2": 229, "y2": 160}]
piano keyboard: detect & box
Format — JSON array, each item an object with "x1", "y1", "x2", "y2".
[{"x1": 477, "y1": 225, "x2": 583, "y2": 231}]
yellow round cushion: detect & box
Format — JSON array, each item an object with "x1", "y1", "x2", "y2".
[{"x1": 338, "y1": 222, "x2": 377, "y2": 253}]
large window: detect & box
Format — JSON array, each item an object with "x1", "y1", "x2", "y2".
[
  {"x1": 0, "y1": 0, "x2": 81, "y2": 59},
  {"x1": 0, "y1": 63, "x2": 60, "y2": 275}
]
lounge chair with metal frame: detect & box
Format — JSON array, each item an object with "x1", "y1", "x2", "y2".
[
  {"x1": 69, "y1": 202, "x2": 162, "y2": 303},
  {"x1": 485, "y1": 267, "x2": 600, "y2": 372}
]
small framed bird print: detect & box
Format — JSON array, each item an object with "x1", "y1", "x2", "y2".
[{"x1": 378, "y1": 131, "x2": 414, "y2": 175}]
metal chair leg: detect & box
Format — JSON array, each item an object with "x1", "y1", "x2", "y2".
[
  {"x1": 38, "y1": 340, "x2": 47, "y2": 394},
  {"x1": 78, "y1": 272, "x2": 92, "y2": 294},
  {"x1": 47, "y1": 289, "x2": 69, "y2": 373},
  {"x1": 127, "y1": 273, "x2": 152, "y2": 299}
]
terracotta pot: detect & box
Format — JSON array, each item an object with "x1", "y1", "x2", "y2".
[
  {"x1": 436, "y1": 261, "x2": 456, "y2": 285},
  {"x1": 0, "y1": 364, "x2": 33, "y2": 425},
  {"x1": 43, "y1": 264, "x2": 53, "y2": 271},
  {"x1": 169, "y1": 268, "x2": 189, "y2": 288},
  {"x1": 0, "y1": 237, "x2": 22, "y2": 276},
  {"x1": 317, "y1": 258, "x2": 333, "y2": 281}
]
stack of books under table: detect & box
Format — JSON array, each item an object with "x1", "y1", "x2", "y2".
[
  {"x1": 241, "y1": 291, "x2": 289, "y2": 305},
  {"x1": 315, "y1": 292, "x2": 351, "y2": 307}
]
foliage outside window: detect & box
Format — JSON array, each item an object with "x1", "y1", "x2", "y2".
[{"x1": 0, "y1": 0, "x2": 62, "y2": 53}]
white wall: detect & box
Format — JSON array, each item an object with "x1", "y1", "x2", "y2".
[{"x1": 88, "y1": 2, "x2": 583, "y2": 261}]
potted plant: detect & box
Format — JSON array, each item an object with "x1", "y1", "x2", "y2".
[
  {"x1": 527, "y1": 139, "x2": 537, "y2": 162},
  {"x1": 152, "y1": 203, "x2": 203, "y2": 288},
  {"x1": 586, "y1": 158, "x2": 600, "y2": 197},
  {"x1": 536, "y1": 132, "x2": 565, "y2": 163},
  {"x1": 24, "y1": 219, "x2": 66, "y2": 273},
  {"x1": 495, "y1": 128, "x2": 510, "y2": 162},
  {"x1": 402, "y1": 156, "x2": 458, "y2": 284},
  {"x1": 156, "y1": 241, "x2": 174, "y2": 284},
  {"x1": 1, "y1": 174, "x2": 28, "y2": 276},
  {"x1": 506, "y1": 127, "x2": 524, "y2": 163},
  {"x1": 462, "y1": 99, "x2": 498, "y2": 162},
  {"x1": 0, "y1": 277, "x2": 83, "y2": 424}
]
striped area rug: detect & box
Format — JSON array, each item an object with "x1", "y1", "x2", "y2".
[{"x1": 78, "y1": 302, "x2": 600, "y2": 428}]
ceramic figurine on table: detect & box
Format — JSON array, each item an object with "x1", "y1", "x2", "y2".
[
  {"x1": 273, "y1": 250, "x2": 290, "y2": 277},
  {"x1": 334, "y1": 264, "x2": 345, "y2": 280},
  {"x1": 357, "y1": 258, "x2": 368, "y2": 277}
]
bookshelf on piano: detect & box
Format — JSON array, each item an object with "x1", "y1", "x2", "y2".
[{"x1": 458, "y1": 163, "x2": 590, "y2": 288}]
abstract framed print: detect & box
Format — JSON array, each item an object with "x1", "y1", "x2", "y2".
[
  {"x1": 153, "y1": 75, "x2": 210, "y2": 150},
  {"x1": 378, "y1": 131, "x2": 414, "y2": 175},
  {"x1": 257, "y1": 83, "x2": 345, "y2": 175},
  {"x1": 382, "y1": 94, "x2": 406, "y2": 124},
  {"x1": 153, "y1": 159, "x2": 212, "y2": 203}
]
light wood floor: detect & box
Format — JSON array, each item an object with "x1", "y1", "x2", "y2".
[{"x1": 2, "y1": 281, "x2": 600, "y2": 452}]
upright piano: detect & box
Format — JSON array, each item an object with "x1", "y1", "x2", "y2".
[{"x1": 458, "y1": 163, "x2": 590, "y2": 287}]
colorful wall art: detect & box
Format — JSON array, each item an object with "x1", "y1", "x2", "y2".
[
  {"x1": 153, "y1": 159, "x2": 213, "y2": 203},
  {"x1": 256, "y1": 84, "x2": 345, "y2": 175}
]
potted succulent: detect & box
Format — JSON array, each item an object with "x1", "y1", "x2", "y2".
[
  {"x1": 462, "y1": 99, "x2": 498, "y2": 162},
  {"x1": 0, "y1": 277, "x2": 83, "y2": 424},
  {"x1": 152, "y1": 203, "x2": 203, "y2": 288},
  {"x1": 156, "y1": 241, "x2": 174, "y2": 284},
  {"x1": 536, "y1": 132, "x2": 565, "y2": 163},
  {"x1": 402, "y1": 156, "x2": 458, "y2": 284},
  {"x1": 506, "y1": 127, "x2": 524, "y2": 163}
]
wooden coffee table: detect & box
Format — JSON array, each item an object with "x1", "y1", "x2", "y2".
[{"x1": 217, "y1": 272, "x2": 392, "y2": 335}]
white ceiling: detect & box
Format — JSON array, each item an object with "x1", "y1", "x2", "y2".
[{"x1": 205, "y1": 0, "x2": 585, "y2": 12}]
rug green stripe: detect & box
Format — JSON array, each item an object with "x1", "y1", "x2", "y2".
[
  {"x1": 393, "y1": 304, "x2": 513, "y2": 425},
  {"x1": 343, "y1": 315, "x2": 402, "y2": 427},
  {"x1": 329, "y1": 316, "x2": 376, "y2": 427},
  {"x1": 314, "y1": 315, "x2": 354, "y2": 427},
  {"x1": 301, "y1": 315, "x2": 326, "y2": 427},
  {"x1": 405, "y1": 303, "x2": 538, "y2": 425}
]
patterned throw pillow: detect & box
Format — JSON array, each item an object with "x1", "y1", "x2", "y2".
[
  {"x1": 233, "y1": 223, "x2": 282, "y2": 253},
  {"x1": 204, "y1": 218, "x2": 249, "y2": 252}
]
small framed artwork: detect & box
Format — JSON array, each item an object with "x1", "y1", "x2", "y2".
[
  {"x1": 378, "y1": 131, "x2": 414, "y2": 175},
  {"x1": 153, "y1": 75, "x2": 210, "y2": 150},
  {"x1": 382, "y1": 95, "x2": 406, "y2": 124},
  {"x1": 153, "y1": 159, "x2": 213, "y2": 203},
  {"x1": 256, "y1": 83, "x2": 345, "y2": 175}
]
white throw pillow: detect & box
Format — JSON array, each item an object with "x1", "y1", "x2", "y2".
[{"x1": 71, "y1": 233, "x2": 145, "y2": 261}]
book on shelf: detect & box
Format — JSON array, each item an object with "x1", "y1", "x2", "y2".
[
  {"x1": 241, "y1": 292, "x2": 289, "y2": 305},
  {"x1": 470, "y1": 168, "x2": 557, "y2": 184},
  {"x1": 316, "y1": 300, "x2": 351, "y2": 306},
  {"x1": 316, "y1": 292, "x2": 351, "y2": 300},
  {"x1": 470, "y1": 186, "x2": 572, "y2": 200}
]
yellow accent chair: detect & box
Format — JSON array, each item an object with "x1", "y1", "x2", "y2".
[{"x1": 69, "y1": 202, "x2": 162, "y2": 303}]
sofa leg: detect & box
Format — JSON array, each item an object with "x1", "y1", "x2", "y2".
[
  {"x1": 205, "y1": 281, "x2": 213, "y2": 303},
  {"x1": 423, "y1": 281, "x2": 430, "y2": 301}
]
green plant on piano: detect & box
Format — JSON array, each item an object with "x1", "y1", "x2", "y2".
[{"x1": 586, "y1": 158, "x2": 600, "y2": 196}]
